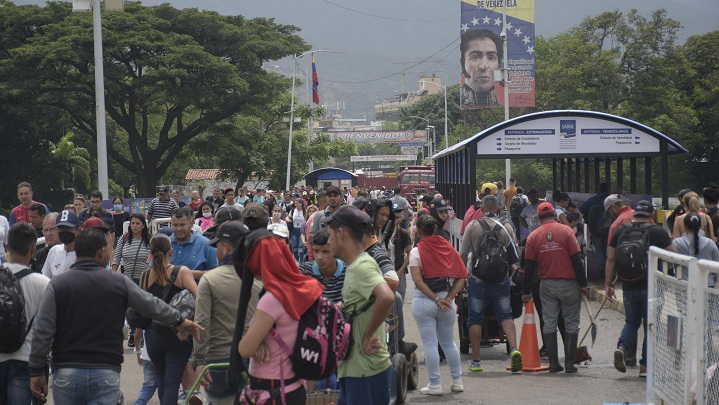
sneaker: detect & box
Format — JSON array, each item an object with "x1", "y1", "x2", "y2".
[
  {"x1": 539, "y1": 347, "x2": 549, "y2": 360},
  {"x1": 614, "y1": 348, "x2": 627, "y2": 373},
  {"x1": 127, "y1": 329, "x2": 135, "y2": 348},
  {"x1": 188, "y1": 391, "x2": 203, "y2": 405},
  {"x1": 468, "y1": 360, "x2": 483, "y2": 372},
  {"x1": 510, "y1": 348, "x2": 523, "y2": 372},
  {"x1": 639, "y1": 365, "x2": 647, "y2": 378},
  {"x1": 177, "y1": 391, "x2": 188, "y2": 405},
  {"x1": 450, "y1": 378, "x2": 464, "y2": 392},
  {"x1": 419, "y1": 384, "x2": 443, "y2": 396}
]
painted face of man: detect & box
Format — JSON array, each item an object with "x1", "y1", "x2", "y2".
[{"x1": 464, "y1": 37, "x2": 500, "y2": 94}]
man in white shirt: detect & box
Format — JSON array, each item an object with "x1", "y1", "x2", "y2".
[
  {"x1": 41, "y1": 210, "x2": 80, "y2": 279},
  {"x1": 220, "y1": 188, "x2": 244, "y2": 214},
  {"x1": 0, "y1": 222, "x2": 50, "y2": 404}
]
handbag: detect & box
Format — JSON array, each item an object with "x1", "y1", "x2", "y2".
[
  {"x1": 125, "y1": 270, "x2": 152, "y2": 330},
  {"x1": 151, "y1": 266, "x2": 194, "y2": 351},
  {"x1": 423, "y1": 276, "x2": 450, "y2": 293}
]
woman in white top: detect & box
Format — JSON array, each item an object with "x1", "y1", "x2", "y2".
[
  {"x1": 672, "y1": 213, "x2": 719, "y2": 287},
  {"x1": 268, "y1": 205, "x2": 289, "y2": 231},
  {"x1": 288, "y1": 199, "x2": 306, "y2": 261},
  {"x1": 555, "y1": 193, "x2": 581, "y2": 232}
]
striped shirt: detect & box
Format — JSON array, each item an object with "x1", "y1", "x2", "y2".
[
  {"x1": 113, "y1": 236, "x2": 151, "y2": 281},
  {"x1": 299, "y1": 260, "x2": 345, "y2": 303},
  {"x1": 147, "y1": 198, "x2": 179, "y2": 220}
]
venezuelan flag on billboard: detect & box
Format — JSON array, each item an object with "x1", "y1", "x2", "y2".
[{"x1": 460, "y1": 0, "x2": 535, "y2": 109}]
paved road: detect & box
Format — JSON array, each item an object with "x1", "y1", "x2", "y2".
[{"x1": 41, "y1": 269, "x2": 642, "y2": 404}]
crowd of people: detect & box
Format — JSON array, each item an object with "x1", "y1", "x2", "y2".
[{"x1": 1, "y1": 179, "x2": 718, "y2": 404}]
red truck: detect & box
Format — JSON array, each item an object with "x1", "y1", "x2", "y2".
[{"x1": 399, "y1": 165, "x2": 435, "y2": 208}]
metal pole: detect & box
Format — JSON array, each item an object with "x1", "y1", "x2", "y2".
[
  {"x1": 306, "y1": 67, "x2": 314, "y2": 173},
  {"x1": 502, "y1": 1, "x2": 511, "y2": 189},
  {"x1": 443, "y1": 86, "x2": 448, "y2": 150},
  {"x1": 93, "y1": 0, "x2": 109, "y2": 198},
  {"x1": 285, "y1": 55, "x2": 297, "y2": 192},
  {"x1": 284, "y1": 50, "x2": 337, "y2": 192}
]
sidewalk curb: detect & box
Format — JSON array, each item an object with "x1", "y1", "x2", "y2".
[{"x1": 589, "y1": 286, "x2": 625, "y2": 315}]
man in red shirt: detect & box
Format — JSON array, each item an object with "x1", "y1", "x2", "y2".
[
  {"x1": 522, "y1": 202, "x2": 587, "y2": 373},
  {"x1": 10, "y1": 182, "x2": 48, "y2": 225},
  {"x1": 605, "y1": 194, "x2": 635, "y2": 244}
]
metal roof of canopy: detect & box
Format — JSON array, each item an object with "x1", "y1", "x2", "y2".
[
  {"x1": 433, "y1": 110, "x2": 687, "y2": 160},
  {"x1": 432, "y1": 110, "x2": 688, "y2": 218}
]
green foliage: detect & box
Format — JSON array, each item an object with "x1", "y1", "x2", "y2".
[
  {"x1": 50, "y1": 131, "x2": 92, "y2": 190},
  {"x1": 0, "y1": 1, "x2": 310, "y2": 196}
]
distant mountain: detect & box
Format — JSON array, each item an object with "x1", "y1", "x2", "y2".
[{"x1": 12, "y1": 0, "x2": 718, "y2": 118}]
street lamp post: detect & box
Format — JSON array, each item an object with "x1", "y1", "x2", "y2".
[
  {"x1": 420, "y1": 81, "x2": 448, "y2": 150},
  {"x1": 403, "y1": 115, "x2": 432, "y2": 159},
  {"x1": 286, "y1": 49, "x2": 336, "y2": 192}
]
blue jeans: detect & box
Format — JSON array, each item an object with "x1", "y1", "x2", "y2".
[
  {"x1": 467, "y1": 276, "x2": 513, "y2": 327},
  {"x1": 290, "y1": 227, "x2": 304, "y2": 260},
  {"x1": 591, "y1": 234, "x2": 607, "y2": 274},
  {"x1": 0, "y1": 359, "x2": 32, "y2": 405},
  {"x1": 315, "y1": 370, "x2": 338, "y2": 392},
  {"x1": 338, "y1": 366, "x2": 391, "y2": 405},
  {"x1": 204, "y1": 360, "x2": 245, "y2": 405},
  {"x1": 144, "y1": 329, "x2": 192, "y2": 405},
  {"x1": 618, "y1": 289, "x2": 648, "y2": 366},
  {"x1": 134, "y1": 360, "x2": 158, "y2": 405},
  {"x1": 52, "y1": 368, "x2": 120, "y2": 405},
  {"x1": 411, "y1": 291, "x2": 461, "y2": 386}
]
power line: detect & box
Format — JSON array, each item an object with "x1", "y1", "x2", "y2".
[{"x1": 318, "y1": 0, "x2": 471, "y2": 22}]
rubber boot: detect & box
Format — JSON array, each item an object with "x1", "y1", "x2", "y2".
[
  {"x1": 543, "y1": 333, "x2": 564, "y2": 373},
  {"x1": 565, "y1": 333, "x2": 579, "y2": 373}
]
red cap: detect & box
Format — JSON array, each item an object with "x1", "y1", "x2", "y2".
[{"x1": 537, "y1": 201, "x2": 555, "y2": 215}]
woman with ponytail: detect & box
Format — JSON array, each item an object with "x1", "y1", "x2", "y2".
[
  {"x1": 141, "y1": 234, "x2": 198, "y2": 405},
  {"x1": 672, "y1": 213, "x2": 719, "y2": 287},
  {"x1": 233, "y1": 222, "x2": 324, "y2": 404}
]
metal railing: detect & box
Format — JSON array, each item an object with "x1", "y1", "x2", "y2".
[{"x1": 647, "y1": 246, "x2": 718, "y2": 405}]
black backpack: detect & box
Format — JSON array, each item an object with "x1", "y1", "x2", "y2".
[
  {"x1": 615, "y1": 222, "x2": 652, "y2": 281},
  {"x1": 0, "y1": 265, "x2": 33, "y2": 353},
  {"x1": 275, "y1": 295, "x2": 351, "y2": 380},
  {"x1": 472, "y1": 220, "x2": 510, "y2": 283},
  {"x1": 509, "y1": 194, "x2": 525, "y2": 217},
  {"x1": 230, "y1": 228, "x2": 350, "y2": 381},
  {"x1": 586, "y1": 197, "x2": 608, "y2": 237}
]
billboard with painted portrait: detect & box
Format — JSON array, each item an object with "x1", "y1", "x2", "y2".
[{"x1": 460, "y1": 0, "x2": 535, "y2": 109}]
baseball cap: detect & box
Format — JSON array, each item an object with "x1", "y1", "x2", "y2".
[
  {"x1": 158, "y1": 186, "x2": 170, "y2": 194},
  {"x1": 320, "y1": 205, "x2": 372, "y2": 233},
  {"x1": 527, "y1": 188, "x2": 539, "y2": 196},
  {"x1": 481, "y1": 182, "x2": 498, "y2": 195},
  {"x1": 392, "y1": 203, "x2": 403, "y2": 212},
  {"x1": 604, "y1": 194, "x2": 622, "y2": 211},
  {"x1": 537, "y1": 201, "x2": 555, "y2": 215},
  {"x1": 215, "y1": 206, "x2": 241, "y2": 225},
  {"x1": 430, "y1": 197, "x2": 449, "y2": 211},
  {"x1": 56, "y1": 210, "x2": 79, "y2": 228},
  {"x1": 208, "y1": 221, "x2": 249, "y2": 247},
  {"x1": 326, "y1": 185, "x2": 341, "y2": 195},
  {"x1": 634, "y1": 200, "x2": 654, "y2": 217},
  {"x1": 241, "y1": 202, "x2": 269, "y2": 223},
  {"x1": 82, "y1": 217, "x2": 110, "y2": 232}
]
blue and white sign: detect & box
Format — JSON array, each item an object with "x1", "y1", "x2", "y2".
[{"x1": 476, "y1": 115, "x2": 661, "y2": 155}]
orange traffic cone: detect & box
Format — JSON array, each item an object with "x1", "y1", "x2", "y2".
[{"x1": 510, "y1": 299, "x2": 549, "y2": 372}]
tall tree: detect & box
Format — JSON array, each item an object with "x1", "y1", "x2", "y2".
[
  {"x1": 50, "y1": 131, "x2": 92, "y2": 190},
  {"x1": 0, "y1": 1, "x2": 310, "y2": 196}
]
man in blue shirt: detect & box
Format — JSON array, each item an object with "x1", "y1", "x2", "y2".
[
  {"x1": 169, "y1": 206, "x2": 217, "y2": 403},
  {"x1": 170, "y1": 207, "x2": 217, "y2": 280}
]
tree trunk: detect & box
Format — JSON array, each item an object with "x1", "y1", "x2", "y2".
[{"x1": 136, "y1": 171, "x2": 159, "y2": 198}]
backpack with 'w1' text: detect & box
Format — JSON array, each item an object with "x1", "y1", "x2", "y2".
[
  {"x1": 615, "y1": 222, "x2": 652, "y2": 281},
  {"x1": 472, "y1": 220, "x2": 510, "y2": 283},
  {"x1": 0, "y1": 265, "x2": 33, "y2": 353},
  {"x1": 274, "y1": 294, "x2": 352, "y2": 380}
]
